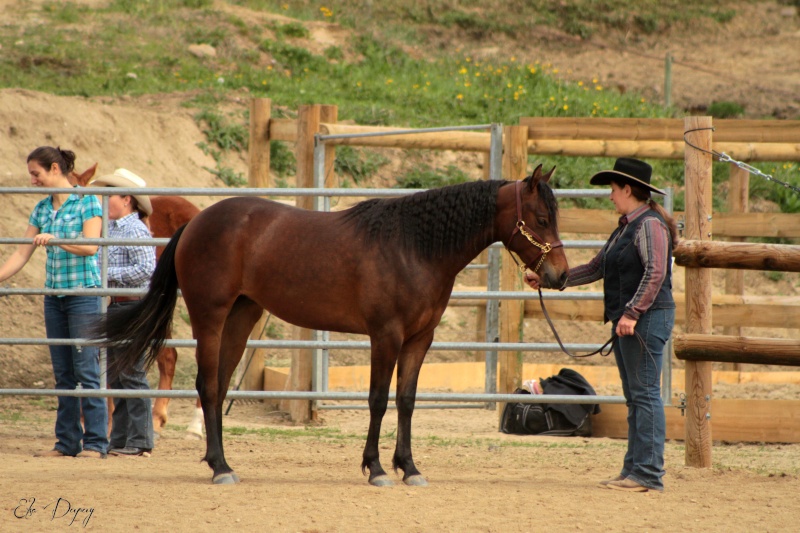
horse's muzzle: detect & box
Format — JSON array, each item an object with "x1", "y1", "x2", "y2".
[{"x1": 540, "y1": 270, "x2": 568, "y2": 290}]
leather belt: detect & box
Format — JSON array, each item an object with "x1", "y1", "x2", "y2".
[{"x1": 110, "y1": 296, "x2": 142, "y2": 304}]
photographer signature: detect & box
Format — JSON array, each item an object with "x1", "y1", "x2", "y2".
[{"x1": 13, "y1": 497, "x2": 94, "y2": 527}]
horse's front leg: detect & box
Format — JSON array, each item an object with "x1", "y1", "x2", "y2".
[
  {"x1": 393, "y1": 332, "x2": 434, "y2": 486},
  {"x1": 363, "y1": 334, "x2": 402, "y2": 487}
]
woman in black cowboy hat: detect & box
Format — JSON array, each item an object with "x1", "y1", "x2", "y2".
[{"x1": 526, "y1": 157, "x2": 679, "y2": 493}]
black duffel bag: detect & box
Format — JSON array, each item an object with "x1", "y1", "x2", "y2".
[{"x1": 500, "y1": 368, "x2": 601, "y2": 437}]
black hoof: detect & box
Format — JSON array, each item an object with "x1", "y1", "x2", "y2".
[
  {"x1": 403, "y1": 474, "x2": 428, "y2": 486},
  {"x1": 369, "y1": 474, "x2": 394, "y2": 487}
]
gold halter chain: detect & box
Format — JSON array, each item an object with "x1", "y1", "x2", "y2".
[
  {"x1": 506, "y1": 180, "x2": 561, "y2": 274},
  {"x1": 515, "y1": 220, "x2": 553, "y2": 273}
]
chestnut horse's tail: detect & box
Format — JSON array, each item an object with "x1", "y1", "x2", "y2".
[{"x1": 95, "y1": 224, "x2": 186, "y2": 380}]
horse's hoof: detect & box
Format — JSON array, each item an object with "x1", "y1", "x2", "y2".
[
  {"x1": 187, "y1": 427, "x2": 203, "y2": 438},
  {"x1": 369, "y1": 475, "x2": 394, "y2": 487},
  {"x1": 403, "y1": 475, "x2": 428, "y2": 487},
  {"x1": 212, "y1": 473, "x2": 239, "y2": 485},
  {"x1": 185, "y1": 431, "x2": 203, "y2": 441}
]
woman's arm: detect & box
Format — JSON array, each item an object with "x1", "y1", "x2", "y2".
[
  {"x1": 0, "y1": 225, "x2": 39, "y2": 282},
  {"x1": 41, "y1": 216, "x2": 102, "y2": 256},
  {"x1": 624, "y1": 218, "x2": 670, "y2": 320},
  {"x1": 525, "y1": 248, "x2": 605, "y2": 290}
]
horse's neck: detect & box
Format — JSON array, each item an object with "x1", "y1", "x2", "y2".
[{"x1": 443, "y1": 227, "x2": 499, "y2": 279}]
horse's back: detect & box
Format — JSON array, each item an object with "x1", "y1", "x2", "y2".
[{"x1": 174, "y1": 196, "x2": 410, "y2": 332}]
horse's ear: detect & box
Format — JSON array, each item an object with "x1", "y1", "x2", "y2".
[
  {"x1": 526, "y1": 164, "x2": 544, "y2": 191},
  {"x1": 72, "y1": 162, "x2": 98, "y2": 186},
  {"x1": 541, "y1": 165, "x2": 556, "y2": 183}
]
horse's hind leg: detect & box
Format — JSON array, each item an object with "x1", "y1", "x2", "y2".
[
  {"x1": 153, "y1": 345, "x2": 177, "y2": 436},
  {"x1": 393, "y1": 332, "x2": 434, "y2": 486},
  {"x1": 198, "y1": 297, "x2": 263, "y2": 485},
  {"x1": 363, "y1": 333, "x2": 403, "y2": 487}
]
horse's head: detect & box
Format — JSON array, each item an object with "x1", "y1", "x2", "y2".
[
  {"x1": 502, "y1": 164, "x2": 569, "y2": 289},
  {"x1": 69, "y1": 162, "x2": 98, "y2": 186}
]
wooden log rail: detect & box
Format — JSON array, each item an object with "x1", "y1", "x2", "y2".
[
  {"x1": 674, "y1": 240, "x2": 800, "y2": 272},
  {"x1": 519, "y1": 117, "x2": 800, "y2": 142},
  {"x1": 559, "y1": 209, "x2": 800, "y2": 239},
  {"x1": 268, "y1": 118, "x2": 800, "y2": 162},
  {"x1": 450, "y1": 287, "x2": 800, "y2": 329},
  {"x1": 521, "y1": 117, "x2": 800, "y2": 161},
  {"x1": 675, "y1": 334, "x2": 800, "y2": 366}
]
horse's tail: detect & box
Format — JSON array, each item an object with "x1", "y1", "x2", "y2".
[{"x1": 94, "y1": 224, "x2": 187, "y2": 379}]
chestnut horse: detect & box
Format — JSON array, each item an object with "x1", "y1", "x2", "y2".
[
  {"x1": 95, "y1": 165, "x2": 568, "y2": 485},
  {"x1": 71, "y1": 165, "x2": 202, "y2": 436}
]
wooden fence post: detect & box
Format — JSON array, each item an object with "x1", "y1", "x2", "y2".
[
  {"x1": 322, "y1": 106, "x2": 338, "y2": 189},
  {"x1": 683, "y1": 116, "x2": 714, "y2": 467},
  {"x1": 723, "y1": 163, "x2": 749, "y2": 374},
  {"x1": 284, "y1": 104, "x2": 321, "y2": 423},
  {"x1": 498, "y1": 125, "x2": 528, "y2": 425},
  {"x1": 239, "y1": 97, "x2": 271, "y2": 394}
]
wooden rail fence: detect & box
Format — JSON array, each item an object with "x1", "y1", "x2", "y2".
[{"x1": 248, "y1": 99, "x2": 800, "y2": 451}]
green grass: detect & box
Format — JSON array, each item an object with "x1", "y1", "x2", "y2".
[
  {"x1": 1, "y1": 0, "x2": 796, "y2": 215},
  {"x1": 229, "y1": 0, "x2": 740, "y2": 40}
]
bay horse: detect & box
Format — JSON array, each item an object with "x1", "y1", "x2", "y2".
[
  {"x1": 71, "y1": 165, "x2": 203, "y2": 437},
  {"x1": 94, "y1": 165, "x2": 568, "y2": 486}
]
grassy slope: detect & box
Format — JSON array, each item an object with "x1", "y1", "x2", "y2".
[{"x1": 0, "y1": 0, "x2": 796, "y2": 213}]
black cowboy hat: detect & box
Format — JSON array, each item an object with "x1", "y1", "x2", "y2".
[{"x1": 589, "y1": 157, "x2": 666, "y2": 196}]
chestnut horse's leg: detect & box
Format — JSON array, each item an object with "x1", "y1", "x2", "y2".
[
  {"x1": 186, "y1": 400, "x2": 204, "y2": 438},
  {"x1": 362, "y1": 332, "x2": 403, "y2": 487},
  {"x1": 152, "y1": 345, "x2": 177, "y2": 435},
  {"x1": 198, "y1": 297, "x2": 263, "y2": 485},
  {"x1": 393, "y1": 332, "x2": 435, "y2": 486}
]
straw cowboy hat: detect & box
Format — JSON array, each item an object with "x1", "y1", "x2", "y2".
[
  {"x1": 90, "y1": 168, "x2": 153, "y2": 215},
  {"x1": 589, "y1": 157, "x2": 666, "y2": 196}
]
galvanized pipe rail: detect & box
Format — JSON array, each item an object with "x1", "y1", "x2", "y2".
[
  {"x1": 0, "y1": 176, "x2": 670, "y2": 410},
  {"x1": 0, "y1": 388, "x2": 625, "y2": 406}
]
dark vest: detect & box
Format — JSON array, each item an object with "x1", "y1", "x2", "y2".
[{"x1": 602, "y1": 209, "x2": 674, "y2": 323}]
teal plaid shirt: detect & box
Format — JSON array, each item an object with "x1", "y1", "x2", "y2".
[{"x1": 28, "y1": 188, "x2": 102, "y2": 290}]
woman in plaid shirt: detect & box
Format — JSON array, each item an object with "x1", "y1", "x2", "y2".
[
  {"x1": 525, "y1": 158, "x2": 678, "y2": 493},
  {"x1": 90, "y1": 169, "x2": 156, "y2": 457},
  {"x1": 0, "y1": 146, "x2": 108, "y2": 459}
]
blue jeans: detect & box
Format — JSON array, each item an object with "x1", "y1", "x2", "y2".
[
  {"x1": 108, "y1": 302, "x2": 154, "y2": 450},
  {"x1": 44, "y1": 295, "x2": 108, "y2": 456},
  {"x1": 612, "y1": 307, "x2": 674, "y2": 491}
]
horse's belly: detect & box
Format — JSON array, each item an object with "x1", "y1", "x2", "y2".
[{"x1": 253, "y1": 289, "x2": 368, "y2": 335}]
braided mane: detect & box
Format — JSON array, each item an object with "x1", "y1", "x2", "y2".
[{"x1": 342, "y1": 177, "x2": 558, "y2": 261}]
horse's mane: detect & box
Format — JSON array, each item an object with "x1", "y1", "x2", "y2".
[{"x1": 342, "y1": 177, "x2": 558, "y2": 261}]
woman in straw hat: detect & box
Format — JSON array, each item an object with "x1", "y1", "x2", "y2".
[
  {"x1": 0, "y1": 146, "x2": 108, "y2": 459},
  {"x1": 526, "y1": 158, "x2": 679, "y2": 493},
  {"x1": 90, "y1": 168, "x2": 156, "y2": 457}
]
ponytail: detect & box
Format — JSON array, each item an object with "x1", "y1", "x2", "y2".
[{"x1": 649, "y1": 200, "x2": 679, "y2": 247}]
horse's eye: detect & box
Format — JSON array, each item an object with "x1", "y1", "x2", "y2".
[{"x1": 538, "y1": 218, "x2": 548, "y2": 228}]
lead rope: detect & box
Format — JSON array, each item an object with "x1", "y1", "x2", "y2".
[{"x1": 537, "y1": 289, "x2": 616, "y2": 358}]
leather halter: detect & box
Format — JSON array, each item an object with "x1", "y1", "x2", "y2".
[{"x1": 506, "y1": 180, "x2": 563, "y2": 274}]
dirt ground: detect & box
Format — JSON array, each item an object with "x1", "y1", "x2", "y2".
[
  {"x1": 2, "y1": 2, "x2": 800, "y2": 531},
  {"x1": 1, "y1": 397, "x2": 800, "y2": 533}
]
